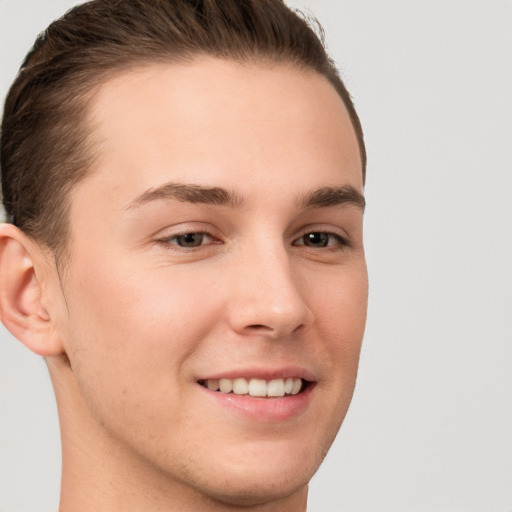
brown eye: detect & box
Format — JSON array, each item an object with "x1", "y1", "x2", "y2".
[
  {"x1": 294, "y1": 232, "x2": 346, "y2": 248},
  {"x1": 302, "y1": 232, "x2": 329, "y2": 247}
]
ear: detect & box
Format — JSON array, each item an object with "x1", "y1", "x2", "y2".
[{"x1": 0, "y1": 223, "x2": 64, "y2": 356}]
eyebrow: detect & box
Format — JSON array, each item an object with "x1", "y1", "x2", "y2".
[
  {"x1": 126, "y1": 182, "x2": 245, "y2": 209},
  {"x1": 299, "y1": 185, "x2": 366, "y2": 211},
  {"x1": 126, "y1": 182, "x2": 365, "y2": 211}
]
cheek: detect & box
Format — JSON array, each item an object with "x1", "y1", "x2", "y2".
[
  {"x1": 61, "y1": 256, "x2": 221, "y2": 420},
  {"x1": 312, "y1": 263, "x2": 368, "y2": 403},
  {"x1": 314, "y1": 261, "x2": 368, "y2": 343},
  {"x1": 68, "y1": 252, "x2": 218, "y2": 347},
  {"x1": 302, "y1": 268, "x2": 367, "y2": 467}
]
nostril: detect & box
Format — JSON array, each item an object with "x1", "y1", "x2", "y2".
[
  {"x1": 243, "y1": 322, "x2": 306, "y2": 338},
  {"x1": 245, "y1": 324, "x2": 278, "y2": 335}
]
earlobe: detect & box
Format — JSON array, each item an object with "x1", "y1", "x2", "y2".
[{"x1": 0, "y1": 223, "x2": 63, "y2": 356}]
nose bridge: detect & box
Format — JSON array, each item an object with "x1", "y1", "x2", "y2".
[{"x1": 227, "y1": 234, "x2": 313, "y2": 337}]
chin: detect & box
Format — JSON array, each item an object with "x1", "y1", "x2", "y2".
[
  {"x1": 179, "y1": 440, "x2": 323, "y2": 508},
  {"x1": 195, "y1": 468, "x2": 311, "y2": 508}
]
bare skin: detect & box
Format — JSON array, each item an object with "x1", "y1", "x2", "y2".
[{"x1": 0, "y1": 58, "x2": 367, "y2": 511}]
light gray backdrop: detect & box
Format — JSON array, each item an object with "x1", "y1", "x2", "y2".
[{"x1": 1, "y1": 1, "x2": 511, "y2": 511}]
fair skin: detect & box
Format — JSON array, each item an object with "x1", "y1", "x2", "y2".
[{"x1": 0, "y1": 58, "x2": 367, "y2": 511}]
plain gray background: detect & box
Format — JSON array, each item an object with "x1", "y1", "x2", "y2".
[{"x1": 1, "y1": 1, "x2": 511, "y2": 511}]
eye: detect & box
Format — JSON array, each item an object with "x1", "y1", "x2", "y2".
[
  {"x1": 294, "y1": 231, "x2": 347, "y2": 248},
  {"x1": 163, "y1": 232, "x2": 214, "y2": 248}
]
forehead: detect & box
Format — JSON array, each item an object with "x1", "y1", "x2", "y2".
[{"x1": 77, "y1": 58, "x2": 362, "y2": 212}]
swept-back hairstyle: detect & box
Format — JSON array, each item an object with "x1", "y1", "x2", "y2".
[{"x1": 1, "y1": 0, "x2": 365, "y2": 258}]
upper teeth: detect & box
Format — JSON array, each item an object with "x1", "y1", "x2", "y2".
[{"x1": 202, "y1": 377, "x2": 303, "y2": 397}]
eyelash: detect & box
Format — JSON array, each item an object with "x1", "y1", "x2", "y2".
[{"x1": 156, "y1": 230, "x2": 349, "y2": 250}]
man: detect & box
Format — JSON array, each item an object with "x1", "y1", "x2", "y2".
[{"x1": 0, "y1": 1, "x2": 367, "y2": 510}]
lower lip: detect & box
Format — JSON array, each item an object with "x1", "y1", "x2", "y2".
[{"x1": 198, "y1": 383, "x2": 315, "y2": 422}]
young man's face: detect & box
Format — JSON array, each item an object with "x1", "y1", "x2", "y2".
[{"x1": 52, "y1": 58, "x2": 367, "y2": 506}]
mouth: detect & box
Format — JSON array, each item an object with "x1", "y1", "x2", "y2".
[{"x1": 198, "y1": 377, "x2": 310, "y2": 398}]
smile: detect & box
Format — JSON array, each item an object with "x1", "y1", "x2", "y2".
[{"x1": 199, "y1": 377, "x2": 305, "y2": 397}]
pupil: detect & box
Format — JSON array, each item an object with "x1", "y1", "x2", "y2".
[
  {"x1": 305, "y1": 232, "x2": 328, "y2": 247},
  {"x1": 178, "y1": 233, "x2": 203, "y2": 247}
]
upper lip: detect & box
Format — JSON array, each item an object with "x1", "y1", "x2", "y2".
[{"x1": 196, "y1": 366, "x2": 316, "y2": 382}]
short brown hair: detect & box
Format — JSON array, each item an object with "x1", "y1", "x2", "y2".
[{"x1": 1, "y1": 0, "x2": 366, "y2": 258}]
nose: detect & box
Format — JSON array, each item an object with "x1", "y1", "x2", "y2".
[{"x1": 226, "y1": 243, "x2": 314, "y2": 339}]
